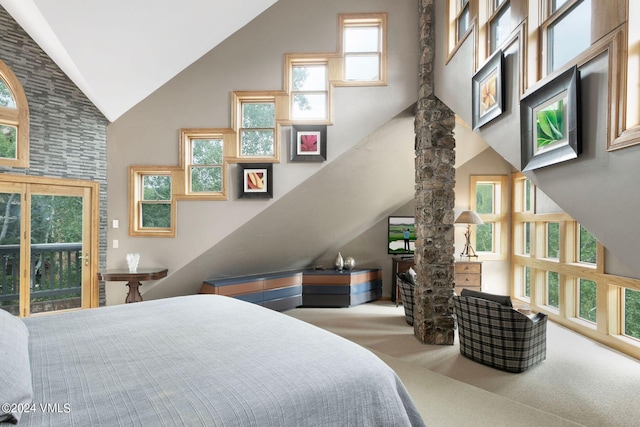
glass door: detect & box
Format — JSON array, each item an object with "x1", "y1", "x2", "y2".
[
  {"x1": 0, "y1": 178, "x2": 98, "y2": 317},
  {"x1": 29, "y1": 185, "x2": 89, "y2": 314},
  {"x1": 0, "y1": 182, "x2": 24, "y2": 316}
]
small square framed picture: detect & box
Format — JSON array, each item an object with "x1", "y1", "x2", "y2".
[
  {"x1": 238, "y1": 163, "x2": 273, "y2": 198},
  {"x1": 290, "y1": 125, "x2": 327, "y2": 162}
]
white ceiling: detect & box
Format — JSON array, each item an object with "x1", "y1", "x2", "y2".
[{"x1": 0, "y1": 0, "x2": 278, "y2": 122}]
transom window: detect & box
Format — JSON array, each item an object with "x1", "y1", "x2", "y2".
[
  {"x1": 338, "y1": 13, "x2": 387, "y2": 85},
  {"x1": 0, "y1": 59, "x2": 29, "y2": 168}
]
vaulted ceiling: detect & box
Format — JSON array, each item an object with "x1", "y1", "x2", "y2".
[{"x1": 0, "y1": 0, "x2": 278, "y2": 121}]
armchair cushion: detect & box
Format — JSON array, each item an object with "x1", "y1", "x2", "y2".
[
  {"x1": 460, "y1": 288, "x2": 512, "y2": 307},
  {"x1": 453, "y1": 295, "x2": 547, "y2": 373}
]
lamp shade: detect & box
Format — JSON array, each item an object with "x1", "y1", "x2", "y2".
[{"x1": 455, "y1": 210, "x2": 483, "y2": 225}]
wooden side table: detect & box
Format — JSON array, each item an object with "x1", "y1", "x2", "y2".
[
  {"x1": 98, "y1": 268, "x2": 168, "y2": 303},
  {"x1": 454, "y1": 261, "x2": 482, "y2": 294}
]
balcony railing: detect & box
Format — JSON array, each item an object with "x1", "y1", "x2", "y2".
[{"x1": 0, "y1": 242, "x2": 82, "y2": 303}]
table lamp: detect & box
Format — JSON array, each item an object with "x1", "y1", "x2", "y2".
[{"x1": 455, "y1": 210, "x2": 484, "y2": 259}]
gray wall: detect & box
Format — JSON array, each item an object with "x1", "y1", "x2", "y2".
[
  {"x1": 105, "y1": 0, "x2": 419, "y2": 304},
  {"x1": 434, "y1": 1, "x2": 640, "y2": 278},
  {"x1": 0, "y1": 6, "x2": 108, "y2": 302}
]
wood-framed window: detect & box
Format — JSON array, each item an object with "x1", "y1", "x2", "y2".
[
  {"x1": 283, "y1": 53, "x2": 339, "y2": 124},
  {"x1": 470, "y1": 175, "x2": 508, "y2": 260},
  {"x1": 287, "y1": 56, "x2": 331, "y2": 123},
  {"x1": 540, "y1": 0, "x2": 592, "y2": 75},
  {"x1": 231, "y1": 91, "x2": 284, "y2": 162},
  {"x1": 0, "y1": 59, "x2": 29, "y2": 168},
  {"x1": 337, "y1": 13, "x2": 387, "y2": 86},
  {"x1": 488, "y1": 0, "x2": 511, "y2": 54},
  {"x1": 178, "y1": 128, "x2": 232, "y2": 200},
  {"x1": 129, "y1": 166, "x2": 178, "y2": 237},
  {"x1": 457, "y1": 0, "x2": 472, "y2": 43}
]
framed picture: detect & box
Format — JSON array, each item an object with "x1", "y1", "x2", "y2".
[
  {"x1": 238, "y1": 163, "x2": 273, "y2": 198},
  {"x1": 290, "y1": 125, "x2": 327, "y2": 162},
  {"x1": 472, "y1": 49, "x2": 504, "y2": 130},
  {"x1": 520, "y1": 66, "x2": 580, "y2": 171}
]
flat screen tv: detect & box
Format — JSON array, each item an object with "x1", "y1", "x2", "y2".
[{"x1": 387, "y1": 216, "x2": 415, "y2": 255}]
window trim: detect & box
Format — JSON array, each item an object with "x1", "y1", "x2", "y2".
[
  {"x1": 129, "y1": 166, "x2": 178, "y2": 237},
  {"x1": 0, "y1": 59, "x2": 29, "y2": 168},
  {"x1": 230, "y1": 91, "x2": 284, "y2": 163},
  {"x1": 336, "y1": 13, "x2": 387, "y2": 87},
  {"x1": 178, "y1": 128, "x2": 232, "y2": 200},
  {"x1": 284, "y1": 54, "x2": 334, "y2": 124}
]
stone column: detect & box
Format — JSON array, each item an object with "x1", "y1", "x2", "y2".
[{"x1": 413, "y1": 0, "x2": 456, "y2": 345}]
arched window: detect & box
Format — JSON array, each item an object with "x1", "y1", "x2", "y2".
[{"x1": 0, "y1": 59, "x2": 29, "y2": 168}]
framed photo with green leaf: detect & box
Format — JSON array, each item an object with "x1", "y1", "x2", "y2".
[
  {"x1": 520, "y1": 66, "x2": 580, "y2": 171},
  {"x1": 472, "y1": 49, "x2": 504, "y2": 130}
]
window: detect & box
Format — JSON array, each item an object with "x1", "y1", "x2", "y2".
[
  {"x1": 470, "y1": 175, "x2": 508, "y2": 259},
  {"x1": 231, "y1": 92, "x2": 282, "y2": 162},
  {"x1": 544, "y1": 0, "x2": 592, "y2": 73},
  {"x1": 578, "y1": 224, "x2": 596, "y2": 264},
  {"x1": 0, "y1": 59, "x2": 29, "y2": 168},
  {"x1": 129, "y1": 167, "x2": 177, "y2": 237},
  {"x1": 489, "y1": 0, "x2": 511, "y2": 54},
  {"x1": 547, "y1": 271, "x2": 560, "y2": 308},
  {"x1": 338, "y1": 13, "x2": 387, "y2": 85},
  {"x1": 179, "y1": 129, "x2": 229, "y2": 200},
  {"x1": 624, "y1": 288, "x2": 640, "y2": 340},
  {"x1": 578, "y1": 278, "x2": 597, "y2": 323},
  {"x1": 546, "y1": 222, "x2": 559, "y2": 259},
  {"x1": 457, "y1": 0, "x2": 471, "y2": 43},
  {"x1": 291, "y1": 62, "x2": 328, "y2": 121}
]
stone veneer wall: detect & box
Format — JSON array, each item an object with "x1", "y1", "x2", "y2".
[
  {"x1": 0, "y1": 7, "x2": 108, "y2": 305},
  {"x1": 413, "y1": 0, "x2": 456, "y2": 344}
]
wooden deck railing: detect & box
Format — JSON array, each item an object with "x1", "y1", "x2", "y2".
[{"x1": 0, "y1": 242, "x2": 82, "y2": 303}]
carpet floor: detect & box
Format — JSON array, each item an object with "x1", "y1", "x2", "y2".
[{"x1": 286, "y1": 301, "x2": 640, "y2": 427}]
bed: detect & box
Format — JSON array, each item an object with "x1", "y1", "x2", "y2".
[{"x1": 1, "y1": 295, "x2": 425, "y2": 426}]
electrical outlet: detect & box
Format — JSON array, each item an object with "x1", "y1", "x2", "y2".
[
  {"x1": 113, "y1": 239, "x2": 119, "y2": 249},
  {"x1": 112, "y1": 219, "x2": 119, "y2": 229}
]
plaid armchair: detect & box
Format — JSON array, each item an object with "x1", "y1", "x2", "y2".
[
  {"x1": 453, "y1": 294, "x2": 547, "y2": 373},
  {"x1": 396, "y1": 272, "x2": 415, "y2": 326}
]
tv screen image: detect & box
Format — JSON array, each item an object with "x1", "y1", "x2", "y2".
[{"x1": 388, "y1": 216, "x2": 415, "y2": 255}]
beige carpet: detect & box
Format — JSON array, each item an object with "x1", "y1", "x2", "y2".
[{"x1": 286, "y1": 301, "x2": 640, "y2": 427}]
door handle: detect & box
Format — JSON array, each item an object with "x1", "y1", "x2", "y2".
[{"x1": 79, "y1": 252, "x2": 89, "y2": 266}]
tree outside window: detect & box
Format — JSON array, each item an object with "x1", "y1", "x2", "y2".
[
  {"x1": 241, "y1": 102, "x2": 275, "y2": 157},
  {"x1": 141, "y1": 175, "x2": 172, "y2": 229},
  {"x1": 190, "y1": 138, "x2": 223, "y2": 193}
]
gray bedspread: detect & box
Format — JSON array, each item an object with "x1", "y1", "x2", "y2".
[{"x1": 20, "y1": 295, "x2": 424, "y2": 426}]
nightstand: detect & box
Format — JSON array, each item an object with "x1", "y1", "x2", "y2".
[{"x1": 454, "y1": 261, "x2": 482, "y2": 294}]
